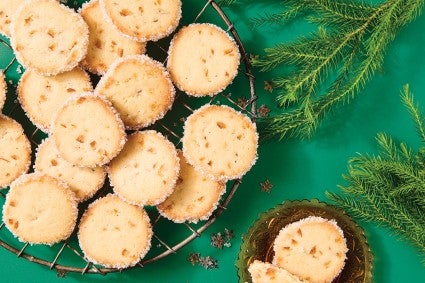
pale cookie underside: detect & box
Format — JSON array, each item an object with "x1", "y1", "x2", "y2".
[
  {"x1": 78, "y1": 194, "x2": 152, "y2": 268},
  {"x1": 248, "y1": 260, "x2": 306, "y2": 283},
  {"x1": 100, "y1": 0, "x2": 182, "y2": 42},
  {"x1": 95, "y1": 55, "x2": 175, "y2": 129},
  {"x1": 108, "y1": 130, "x2": 180, "y2": 206},
  {"x1": 34, "y1": 137, "x2": 106, "y2": 202},
  {"x1": 182, "y1": 104, "x2": 258, "y2": 181},
  {"x1": 0, "y1": 115, "x2": 31, "y2": 188},
  {"x1": 157, "y1": 150, "x2": 225, "y2": 223},
  {"x1": 167, "y1": 23, "x2": 240, "y2": 97},
  {"x1": 2, "y1": 173, "x2": 78, "y2": 244},
  {"x1": 273, "y1": 216, "x2": 348, "y2": 283},
  {"x1": 11, "y1": 0, "x2": 89, "y2": 75},
  {"x1": 18, "y1": 68, "x2": 93, "y2": 132},
  {"x1": 52, "y1": 93, "x2": 126, "y2": 168},
  {"x1": 80, "y1": 0, "x2": 146, "y2": 75}
]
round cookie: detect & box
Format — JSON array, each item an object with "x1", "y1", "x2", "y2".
[
  {"x1": 78, "y1": 194, "x2": 152, "y2": 268},
  {"x1": 10, "y1": 0, "x2": 89, "y2": 75},
  {"x1": 108, "y1": 130, "x2": 179, "y2": 206},
  {"x1": 0, "y1": 0, "x2": 25, "y2": 37},
  {"x1": 34, "y1": 137, "x2": 106, "y2": 202},
  {"x1": 99, "y1": 0, "x2": 181, "y2": 42},
  {"x1": 2, "y1": 173, "x2": 78, "y2": 244},
  {"x1": 95, "y1": 55, "x2": 175, "y2": 129},
  {"x1": 182, "y1": 104, "x2": 258, "y2": 181},
  {"x1": 79, "y1": 0, "x2": 146, "y2": 75},
  {"x1": 167, "y1": 23, "x2": 240, "y2": 97},
  {"x1": 0, "y1": 71, "x2": 6, "y2": 111},
  {"x1": 51, "y1": 93, "x2": 126, "y2": 168},
  {"x1": 157, "y1": 150, "x2": 226, "y2": 223},
  {"x1": 0, "y1": 115, "x2": 31, "y2": 188},
  {"x1": 18, "y1": 68, "x2": 93, "y2": 132},
  {"x1": 272, "y1": 216, "x2": 348, "y2": 283},
  {"x1": 248, "y1": 260, "x2": 306, "y2": 283}
]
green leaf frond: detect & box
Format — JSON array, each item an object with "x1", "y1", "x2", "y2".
[
  {"x1": 401, "y1": 84, "x2": 425, "y2": 143},
  {"x1": 329, "y1": 88, "x2": 425, "y2": 262},
  {"x1": 257, "y1": 0, "x2": 424, "y2": 139},
  {"x1": 250, "y1": 5, "x2": 303, "y2": 27}
]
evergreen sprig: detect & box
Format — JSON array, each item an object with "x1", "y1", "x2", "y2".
[
  {"x1": 327, "y1": 85, "x2": 425, "y2": 263},
  {"x1": 250, "y1": 0, "x2": 424, "y2": 139}
]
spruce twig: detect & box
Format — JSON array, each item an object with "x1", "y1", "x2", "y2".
[
  {"x1": 248, "y1": 0, "x2": 425, "y2": 139},
  {"x1": 327, "y1": 85, "x2": 425, "y2": 264}
]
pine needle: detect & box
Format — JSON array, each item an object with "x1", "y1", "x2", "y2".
[
  {"x1": 251, "y1": 0, "x2": 425, "y2": 139},
  {"x1": 327, "y1": 87, "x2": 425, "y2": 263}
]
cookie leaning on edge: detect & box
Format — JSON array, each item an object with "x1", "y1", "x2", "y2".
[
  {"x1": 248, "y1": 260, "x2": 307, "y2": 283},
  {"x1": 10, "y1": 0, "x2": 89, "y2": 76},
  {"x1": 34, "y1": 137, "x2": 106, "y2": 202},
  {"x1": 0, "y1": 0, "x2": 25, "y2": 37},
  {"x1": 100, "y1": 0, "x2": 182, "y2": 42},
  {"x1": 272, "y1": 216, "x2": 348, "y2": 283},
  {"x1": 51, "y1": 92, "x2": 126, "y2": 168},
  {"x1": 182, "y1": 104, "x2": 258, "y2": 181},
  {"x1": 95, "y1": 55, "x2": 175, "y2": 129},
  {"x1": 0, "y1": 71, "x2": 6, "y2": 111},
  {"x1": 18, "y1": 68, "x2": 93, "y2": 133},
  {"x1": 79, "y1": 0, "x2": 146, "y2": 75},
  {"x1": 108, "y1": 130, "x2": 180, "y2": 206},
  {"x1": 157, "y1": 150, "x2": 226, "y2": 224},
  {"x1": 167, "y1": 23, "x2": 240, "y2": 97},
  {"x1": 2, "y1": 173, "x2": 78, "y2": 245},
  {"x1": 0, "y1": 115, "x2": 31, "y2": 189},
  {"x1": 78, "y1": 194, "x2": 152, "y2": 268}
]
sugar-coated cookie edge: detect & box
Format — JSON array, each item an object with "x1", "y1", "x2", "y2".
[
  {"x1": 108, "y1": 130, "x2": 180, "y2": 206},
  {"x1": 50, "y1": 92, "x2": 127, "y2": 168},
  {"x1": 10, "y1": 0, "x2": 89, "y2": 76},
  {"x1": 0, "y1": 71, "x2": 6, "y2": 111},
  {"x1": 95, "y1": 54, "x2": 175, "y2": 129},
  {"x1": 99, "y1": 0, "x2": 182, "y2": 42},
  {"x1": 167, "y1": 23, "x2": 241, "y2": 97},
  {"x1": 77, "y1": 193, "x2": 153, "y2": 269},
  {"x1": 17, "y1": 68, "x2": 93, "y2": 133},
  {"x1": 182, "y1": 104, "x2": 258, "y2": 182},
  {"x1": 0, "y1": 114, "x2": 32, "y2": 188},
  {"x1": 33, "y1": 136, "x2": 107, "y2": 202},
  {"x1": 2, "y1": 172, "x2": 78, "y2": 245}
]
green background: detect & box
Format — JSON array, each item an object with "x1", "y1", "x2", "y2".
[{"x1": 1, "y1": 0, "x2": 425, "y2": 282}]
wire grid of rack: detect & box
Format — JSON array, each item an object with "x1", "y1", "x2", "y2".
[{"x1": 0, "y1": 0, "x2": 256, "y2": 275}]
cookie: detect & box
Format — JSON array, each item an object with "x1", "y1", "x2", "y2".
[
  {"x1": 10, "y1": 0, "x2": 89, "y2": 75},
  {"x1": 272, "y1": 216, "x2": 348, "y2": 283},
  {"x1": 34, "y1": 137, "x2": 106, "y2": 202},
  {"x1": 18, "y1": 68, "x2": 93, "y2": 132},
  {"x1": 78, "y1": 194, "x2": 152, "y2": 268},
  {"x1": 99, "y1": 0, "x2": 181, "y2": 42},
  {"x1": 95, "y1": 55, "x2": 175, "y2": 129},
  {"x1": 0, "y1": 71, "x2": 6, "y2": 111},
  {"x1": 0, "y1": 0, "x2": 24, "y2": 37},
  {"x1": 51, "y1": 92, "x2": 126, "y2": 168},
  {"x1": 79, "y1": 0, "x2": 146, "y2": 75},
  {"x1": 2, "y1": 173, "x2": 78, "y2": 244},
  {"x1": 167, "y1": 23, "x2": 240, "y2": 97},
  {"x1": 248, "y1": 260, "x2": 306, "y2": 283},
  {"x1": 0, "y1": 115, "x2": 31, "y2": 188},
  {"x1": 108, "y1": 130, "x2": 179, "y2": 206},
  {"x1": 182, "y1": 104, "x2": 258, "y2": 181},
  {"x1": 157, "y1": 150, "x2": 226, "y2": 223}
]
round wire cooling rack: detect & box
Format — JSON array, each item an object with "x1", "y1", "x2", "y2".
[{"x1": 0, "y1": 0, "x2": 256, "y2": 275}]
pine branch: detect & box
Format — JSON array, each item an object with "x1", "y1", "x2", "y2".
[
  {"x1": 254, "y1": 0, "x2": 425, "y2": 139},
  {"x1": 401, "y1": 84, "x2": 425, "y2": 142},
  {"x1": 328, "y1": 88, "x2": 425, "y2": 263}
]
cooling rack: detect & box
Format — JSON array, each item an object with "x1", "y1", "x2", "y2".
[{"x1": 0, "y1": 0, "x2": 256, "y2": 275}]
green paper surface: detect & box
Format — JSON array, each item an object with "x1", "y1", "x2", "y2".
[{"x1": 1, "y1": 0, "x2": 425, "y2": 282}]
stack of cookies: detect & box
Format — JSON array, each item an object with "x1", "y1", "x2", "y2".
[
  {"x1": 0, "y1": 0, "x2": 258, "y2": 269},
  {"x1": 248, "y1": 216, "x2": 349, "y2": 283}
]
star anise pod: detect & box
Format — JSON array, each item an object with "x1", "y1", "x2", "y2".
[{"x1": 260, "y1": 179, "x2": 273, "y2": 193}]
